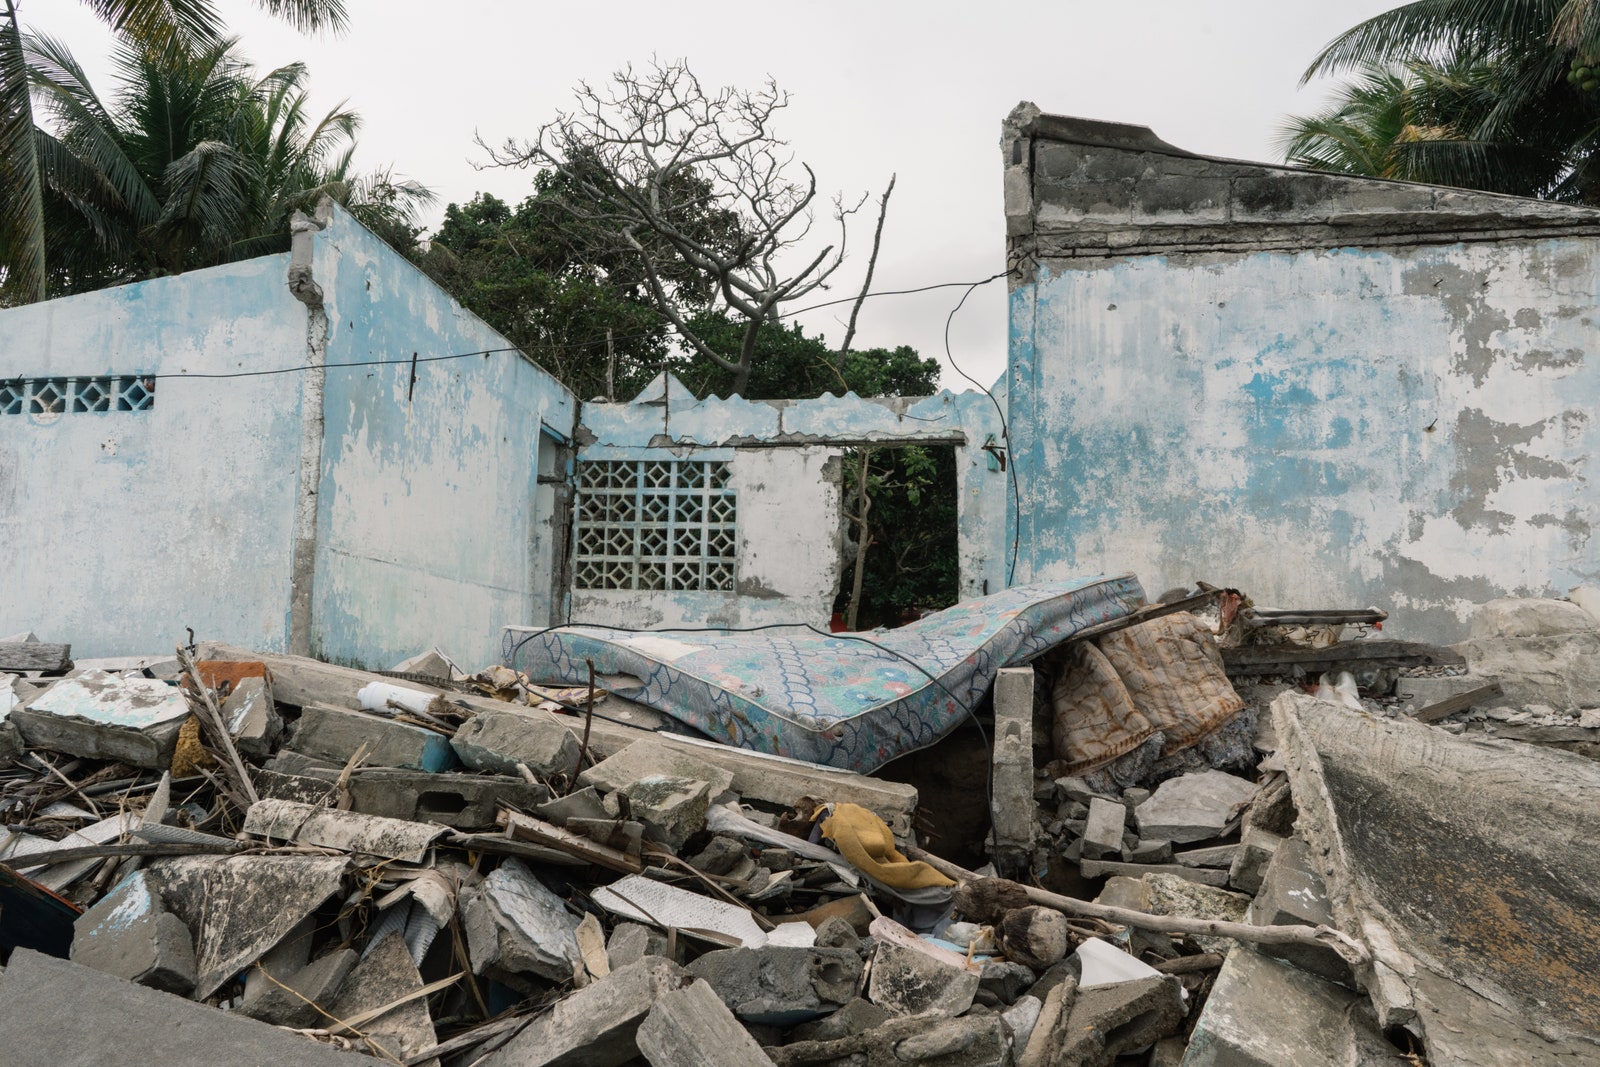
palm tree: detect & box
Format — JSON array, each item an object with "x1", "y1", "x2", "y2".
[
  {"x1": 22, "y1": 30, "x2": 430, "y2": 292},
  {"x1": 1296, "y1": 1, "x2": 1600, "y2": 201},
  {"x1": 1, "y1": 0, "x2": 347, "y2": 303}
]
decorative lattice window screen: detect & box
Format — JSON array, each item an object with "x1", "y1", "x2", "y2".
[
  {"x1": 574, "y1": 459, "x2": 737, "y2": 591},
  {"x1": 0, "y1": 376, "x2": 154, "y2": 416}
]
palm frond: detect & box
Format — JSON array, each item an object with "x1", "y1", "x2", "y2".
[{"x1": 0, "y1": 0, "x2": 45, "y2": 301}]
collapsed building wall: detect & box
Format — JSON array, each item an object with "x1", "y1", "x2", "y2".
[
  {"x1": 1003, "y1": 104, "x2": 1600, "y2": 641},
  {"x1": 0, "y1": 202, "x2": 579, "y2": 669},
  {"x1": 571, "y1": 374, "x2": 1008, "y2": 630}
]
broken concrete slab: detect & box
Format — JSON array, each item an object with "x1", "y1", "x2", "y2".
[
  {"x1": 461, "y1": 857, "x2": 582, "y2": 983},
  {"x1": 1172, "y1": 844, "x2": 1238, "y2": 869},
  {"x1": 607, "y1": 922, "x2": 671, "y2": 969},
  {"x1": 292, "y1": 702, "x2": 458, "y2": 772},
  {"x1": 244, "y1": 798, "x2": 448, "y2": 860},
  {"x1": 1247, "y1": 836, "x2": 1352, "y2": 987},
  {"x1": 480, "y1": 956, "x2": 689, "y2": 1067},
  {"x1": 241, "y1": 945, "x2": 357, "y2": 1028},
  {"x1": 450, "y1": 706, "x2": 581, "y2": 778},
  {"x1": 0, "y1": 949, "x2": 371, "y2": 1066},
  {"x1": 1469, "y1": 597, "x2": 1598, "y2": 640},
  {"x1": 324, "y1": 931, "x2": 438, "y2": 1066},
  {"x1": 12, "y1": 670, "x2": 188, "y2": 768},
  {"x1": 578, "y1": 738, "x2": 735, "y2": 799},
  {"x1": 149, "y1": 853, "x2": 348, "y2": 999},
  {"x1": 1057, "y1": 975, "x2": 1186, "y2": 1067},
  {"x1": 1226, "y1": 825, "x2": 1281, "y2": 896},
  {"x1": 219, "y1": 675, "x2": 281, "y2": 760},
  {"x1": 339, "y1": 768, "x2": 549, "y2": 829},
  {"x1": 1453, "y1": 632, "x2": 1600, "y2": 709},
  {"x1": 1134, "y1": 770, "x2": 1258, "y2": 844},
  {"x1": 770, "y1": 1011, "x2": 1014, "y2": 1067},
  {"x1": 70, "y1": 870, "x2": 195, "y2": 994},
  {"x1": 1143, "y1": 873, "x2": 1252, "y2": 956},
  {"x1": 614, "y1": 774, "x2": 710, "y2": 851},
  {"x1": 1082, "y1": 796, "x2": 1126, "y2": 860},
  {"x1": 990, "y1": 666, "x2": 1037, "y2": 865},
  {"x1": 865, "y1": 916, "x2": 980, "y2": 1018},
  {"x1": 636, "y1": 976, "x2": 778, "y2": 1067},
  {"x1": 593, "y1": 873, "x2": 769, "y2": 948},
  {"x1": 787, "y1": 997, "x2": 891, "y2": 1043},
  {"x1": 687, "y1": 945, "x2": 861, "y2": 1026},
  {"x1": 1275, "y1": 691, "x2": 1600, "y2": 1063},
  {"x1": 1182, "y1": 946, "x2": 1405, "y2": 1067},
  {"x1": 1080, "y1": 859, "x2": 1230, "y2": 887},
  {"x1": 0, "y1": 640, "x2": 70, "y2": 671}
]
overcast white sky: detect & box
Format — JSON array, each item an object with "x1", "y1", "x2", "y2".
[{"x1": 24, "y1": 0, "x2": 1401, "y2": 391}]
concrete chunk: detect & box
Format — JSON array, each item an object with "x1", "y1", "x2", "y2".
[
  {"x1": 771, "y1": 1011, "x2": 1014, "y2": 1067},
  {"x1": 1083, "y1": 796, "x2": 1127, "y2": 860},
  {"x1": 578, "y1": 739, "x2": 736, "y2": 798},
  {"x1": 614, "y1": 774, "x2": 710, "y2": 851},
  {"x1": 607, "y1": 922, "x2": 671, "y2": 969},
  {"x1": 344, "y1": 768, "x2": 548, "y2": 829},
  {"x1": 1470, "y1": 597, "x2": 1598, "y2": 639},
  {"x1": 1182, "y1": 946, "x2": 1405, "y2": 1066},
  {"x1": 0, "y1": 949, "x2": 370, "y2": 1065},
  {"x1": 480, "y1": 956, "x2": 688, "y2": 1067},
  {"x1": 241, "y1": 945, "x2": 358, "y2": 1027},
  {"x1": 325, "y1": 932, "x2": 438, "y2": 1066},
  {"x1": 1226, "y1": 825, "x2": 1282, "y2": 895},
  {"x1": 1059, "y1": 976, "x2": 1186, "y2": 1067},
  {"x1": 1081, "y1": 858, "x2": 1230, "y2": 887},
  {"x1": 688, "y1": 945, "x2": 861, "y2": 1025},
  {"x1": 13, "y1": 670, "x2": 187, "y2": 768},
  {"x1": 292, "y1": 703, "x2": 458, "y2": 772},
  {"x1": 865, "y1": 916, "x2": 980, "y2": 1019},
  {"x1": 1247, "y1": 837, "x2": 1352, "y2": 986},
  {"x1": 220, "y1": 676, "x2": 281, "y2": 760},
  {"x1": 451, "y1": 707, "x2": 581, "y2": 778},
  {"x1": 244, "y1": 798, "x2": 448, "y2": 859},
  {"x1": 991, "y1": 667, "x2": 1037, "y2": 864},
  {"x1": 70, "y1": 870, "x2": 195, "y2": 994},
  {"x1": 461, "y1": 858, "x2": 582, "y2": 983},
  {"x1": 1135, "y1": 771, "x2": 1258, "y2": 843},
  {"x1": 636, "y1": 977, "x2": 777, "y2": 1067}
]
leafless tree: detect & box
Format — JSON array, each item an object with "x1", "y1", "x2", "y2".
[{"x1": 481, "y1": 59, "x2": 864, "y2": 396}]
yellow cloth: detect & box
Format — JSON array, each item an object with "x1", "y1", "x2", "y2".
[{"x1": 817, "y1": 803, "x2": 955, "y2": 890}]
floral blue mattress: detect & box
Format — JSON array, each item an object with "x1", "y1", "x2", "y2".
[{"x1": 502, "y1": 575, "x2": 1146, "y2": 773}]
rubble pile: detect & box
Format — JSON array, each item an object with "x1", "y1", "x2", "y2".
[{"x1": 0, "y1": 585, "x2": 1597, "y2": 1067}]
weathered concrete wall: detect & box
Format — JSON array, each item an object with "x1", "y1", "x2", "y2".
[
  {"x1": 574, "y1": 375, "x2": 1009, "y2": 629},
  {"x1": 0, "y1": 256, "x2": 306, "y2": 656},
  {"x1": 1004, "y1": 106, "x2": 1600, "y2": 641},
  {"x1": 309, "y1": 206, "x2": 577, "y2": 669}
]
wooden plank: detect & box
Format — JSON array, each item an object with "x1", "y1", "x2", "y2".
[
  {"x1": 1222, "y1": 640, "x2": 1465, "y2": 678},
  {"x1": 1411, "y1": 682, "x2": 1503, "y2": 724},
  {"x1": 0, "y1": 642, "x2": 71, "y2": 672},
  {"x1": 498, "y1": 811, "x2": 643, "y2": 874}
]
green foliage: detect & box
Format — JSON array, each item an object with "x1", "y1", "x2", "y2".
[
  {"x1": 841, "y1": 444, "x2": 960, "y2": 628},
  {"x1": 1291, "y1": 1, "x2": 1600, "y2": 201}
]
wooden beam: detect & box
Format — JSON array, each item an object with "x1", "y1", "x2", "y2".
[
  {"x1": 497, "y1": 812, "x2": 643, "y2": 875},
  {"x1": 0, "y1": 643, "x2": 71, "y2": 672},
  {"x1": 1222, "y1": 640, "x2": 1464, "y2": 678},
  {"x1": 1411, "y1": 682, "x2": 1503, "y2": 724}
]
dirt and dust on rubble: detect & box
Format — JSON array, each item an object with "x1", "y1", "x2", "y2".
[{"x1": 0, "y1": 580, "x2": 1597, "y2": 1067}]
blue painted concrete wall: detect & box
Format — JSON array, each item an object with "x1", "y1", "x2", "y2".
[
  {"x1": 1008, "y1": 242, "x2": 1600, "y2": 640},
  {"x1": 0, "y1": 256, "x2": 306, "y2": 655},
  {"x1": 309, "y1": 205, "x2": 577, "y2": 669}
]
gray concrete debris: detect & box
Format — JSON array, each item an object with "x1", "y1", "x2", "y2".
[
  {"x1": 220, "y1": 675, "x2": 282, "y2": 760},
  {"x1": 990, "y1": 666, "x2": 1038, "y2": 865},
  {"x1": 1247, "y1": 836, "x2": 1352, "y2": 987},
  {"x1": 244, "y1": 798, "x2": 448, "y2": 859},
  {"x1": 607, "y1": 921, "x2": 673, "y2": 970},
  {"x1": 292, "y1": 702, "x2": 459, "y2": 771},
  {"x1": 1182, "y1": 946, "x2": 1406, "y2": 1067},
  {"x1": 1134, "y1": 770, "x2": 1258, "y2": 844},
  {"x1": 770, "y1": 1010, "x2": 1015, "y2": 1067},
  {"x1": 462, "y1": 857, "x2": 582, "y2": 983},
  {"x1": 0, "y1": 949, "x2": 372, "y2": 1066},
  {"x1": 787, "y1": 997, "x2": 891, "y2": 1043},
  {"x1": 480, "y1": 956, "x2": 689, "y2": 1067},
  {"x1": 687, "y1": 945, "x2": 862, "y2": 1025},
  {"x1": 343, "y1": 767, "x2": 548, "y2": 828},
  {"x1": 1226, "y1": 825, "x2": 1282, "y2": 895},
  {"x1": 325, "y1": 931, "x2": 439, "y2": 1067},
  {"x1": 241, "y1": 944, "x2": 357, "y2": 1027},
  {"x1": 70, "y1": 870, "x2": 196, "y2": 994},
  {"x1": 1002, "y1": 993, "x2": 1043, "y2": 1052},
  {"x1": 978, "y1": 959, "x2": 1036, "y2": 1005},
  {"x1": 635, "y1": 976, "x2": 778, "y2": 1067},
  {"x1": 450, "y1": 706, "x2": 581, "y2": 778},
  {"x1": 1172, "y1": 844, "x2": 1238, "y2": 869},
  {"x1": 1082, "y1": 857, "x2": 1230, "y2": 887},
  {"x1": 1453, "y1": 629, "x2": 1600, "y2": 709},
  {"x1": 614, "y1": 773, "x2": 712, "y2": 851},
  {"x1": 150, "y1": 853, "x2": 348, "y2": 999},
  {"x1": 1469, "y1": 597, "x2": 1598, "y2": 640},
  {"x1": 1056, "y1": 975, "x2": 1186, "y2": 1067},
  {"x1": 12, "y1": 670, "x2": 189, "y2": 768},
  {"x1": 1275, "y1": 691, "x2": 1600, "y2": 1064},
  {"x1": 866, "y1": 917, "x2": 981, "y2": 1019},
  {"x1": 1082, "y1": 796, "x2": 1126, "y2": 859},
  {"x1": 579, "y1": 738, "x2": 736, "y2": 799}
]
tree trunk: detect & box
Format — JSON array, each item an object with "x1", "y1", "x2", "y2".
[{"x1": 846, "y1": 449, "x2": 873, "y2": 630}]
